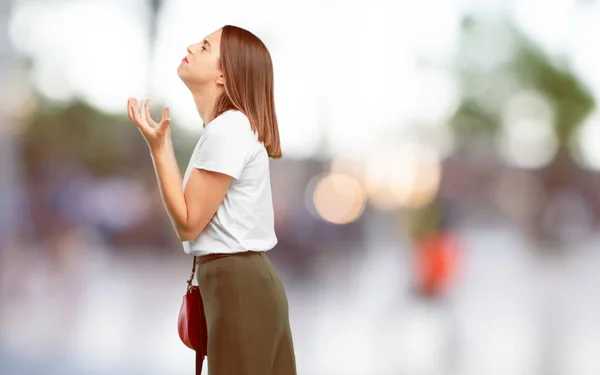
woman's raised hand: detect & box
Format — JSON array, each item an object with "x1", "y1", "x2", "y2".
[{"x1": 127, "y1": 98, "x2": 171, "y2": 151}]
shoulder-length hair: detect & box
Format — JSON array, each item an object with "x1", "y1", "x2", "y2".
[{"x1": 213, "y1": 25, "x2": 282, "y2": 159}]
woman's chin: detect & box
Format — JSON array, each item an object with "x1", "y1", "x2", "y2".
[
  {"x1": 177, "y1": 65, "x2": 188, "y2": 79},
  {"x1": 177, "y1": 71, "x2": 195, "y2": 89}
]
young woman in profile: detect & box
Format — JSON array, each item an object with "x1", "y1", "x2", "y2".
[{"x1": 127, "y1": 25, "x2": 296, "y2": 375}]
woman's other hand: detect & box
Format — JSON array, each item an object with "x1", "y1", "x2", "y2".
[{"x1": 127, "y1": 98, "x2": 171, "y2": 151}]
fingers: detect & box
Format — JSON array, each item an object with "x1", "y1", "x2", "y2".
[
  {"x1": 131, "y1": 99, "x2": 144, "y2": 128},
  {"x1": 161, "y1": 108, "x2": 170, "y2": 122},
  {"x1": 159, "y1": 120, "x2": 171, "y2": 131},
  {"x1": 127, "y1": 98, "x2": 166, "y2": 133},
  {"x1": 127, "y1": 98, "x2": 134, "y2": 122},
  {"x1": 140, "y1": 100, "x2": 150, "y2": 124},
  {"x1": 144, "y1": 100, "x2": 157, "y2": 127},
  {"x1": 140, "y1": 100, "x2": 147, "y2": 123},
  {"x1": 159, "y1": 108, "x2": 171, "y2": 131}
]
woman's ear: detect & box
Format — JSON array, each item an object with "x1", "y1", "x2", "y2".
[{"x1": 216, "y1": 73, "x2": 225, "y2": 85}]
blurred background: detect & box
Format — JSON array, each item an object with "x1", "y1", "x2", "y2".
[{"x1": 2, "y1": 0, "x2": 600, "y2": 374}]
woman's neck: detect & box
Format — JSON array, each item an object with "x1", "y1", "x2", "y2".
[{"x1": 190, "y1": 85, "x2": 223, "y2": 125}]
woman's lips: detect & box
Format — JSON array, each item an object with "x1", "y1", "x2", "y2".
[{"x1": 182, "y1": 57, "x2": 189, "y2": 63}]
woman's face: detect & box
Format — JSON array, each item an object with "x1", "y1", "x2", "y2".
[{"x1": 178, "y1": 28, "x2": 224, "y2": 87}]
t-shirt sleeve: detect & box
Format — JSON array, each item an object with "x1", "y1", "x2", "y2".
[{"x1": 192, "y1": 124, "x2": 248, "y2": 180}]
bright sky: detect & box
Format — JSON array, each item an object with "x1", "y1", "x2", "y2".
[{"x1": 8, "y1": 0, "x2": 600, "y2": 160}]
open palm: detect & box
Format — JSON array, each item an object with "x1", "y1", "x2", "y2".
[{"x1": 127, "y1": 98, "x2": 171, "y2": 150}]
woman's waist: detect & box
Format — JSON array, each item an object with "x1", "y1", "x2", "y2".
[
  {"x1": 196, "y1": 249, "x2": 266, "y2": 264},
  {"x1": 183, "y1": 234, "x2": 278, "y2": 256}
]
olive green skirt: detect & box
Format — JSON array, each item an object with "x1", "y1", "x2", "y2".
[{"x1": 196, "y1": 251, "x2": 297, "y2": 375}]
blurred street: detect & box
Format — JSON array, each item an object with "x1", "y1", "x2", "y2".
[
  {"x1": 3, "y1": 222, "x2": 600, "y2": 374},
  {"x1": 2, "y1": 0, "x2": 600, "y2": 374}
]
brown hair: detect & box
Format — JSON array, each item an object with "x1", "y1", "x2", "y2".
[{"x1": 213, "y1": 25, "x2": 282, "y2": 159}]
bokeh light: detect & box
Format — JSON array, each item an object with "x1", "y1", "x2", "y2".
[
  {"x1": 497, "y1": 91, "x2": 558, "y2": 169},
  {"x1": 364, "y1": 141, "x2": 442, "y2": 210},
  {"x1": 571, "y1": 112, "x2": 600, "y2": 171},
  {"x1": 311, "y1": 173, "x2": 366, "y2": 225}
]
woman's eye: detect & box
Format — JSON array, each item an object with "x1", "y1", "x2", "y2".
[{"x1": 201, "y1": 46, "x2": 207, "y2": 51}]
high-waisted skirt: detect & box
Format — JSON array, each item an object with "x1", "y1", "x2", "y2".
[{"x1": 195, "y1": 250, "x2": 297, "y2": 375}]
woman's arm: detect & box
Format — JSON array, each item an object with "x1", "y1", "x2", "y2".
[
  {"x1": 163, "y1": 133, "x2": 183, "y2": 187},
  {"x1": 127, "y1": 98, "x2": 231, "y2": 241},
  {"x1": 151, "y1": 145, "x2": 231, "y2": 241}
]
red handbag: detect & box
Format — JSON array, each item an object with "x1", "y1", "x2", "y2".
[{"x1": 178, "y1": 256, "x2": 208, "y2": 372}]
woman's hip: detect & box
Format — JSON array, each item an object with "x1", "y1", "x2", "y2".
[
  {"x1": 195, "y1": 251, "x2": 288, "y2": 314},
  {"x1": 195, "y1": 250, "x2": 296, "y2": 374}
]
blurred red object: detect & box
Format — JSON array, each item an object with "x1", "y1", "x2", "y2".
[{"x1": 415, "y1": 231, "x2": 460, "y2": 297}]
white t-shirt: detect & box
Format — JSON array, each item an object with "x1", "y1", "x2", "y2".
[{"x1": 181, "y1": 110, "x2": 278, "y2": 256}]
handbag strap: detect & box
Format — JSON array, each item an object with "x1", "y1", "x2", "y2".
[{"x1": 187, "y1": 256, "x2": 198, "y2": 292}]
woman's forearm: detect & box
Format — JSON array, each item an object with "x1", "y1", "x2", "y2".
[
  {"x1": 164, "y1": 135, "x2": 183, "y2": 187},
  {"x1": 150, "y1": 143, "x2": 189, "y2": 239}
]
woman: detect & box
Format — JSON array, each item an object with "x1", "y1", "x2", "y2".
[{"x1": 127, "y1": 25, "x2": 296, "y2": 375}]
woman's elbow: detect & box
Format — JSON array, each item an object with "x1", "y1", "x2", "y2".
[
  {"x1": 177, "y1": 225, "x2": 204, "y2": 242},
  {"x1": 178, "y1": 230, "x2": 197, "y2": 242},
  {"x1": 178, "y1": 231, "x2": 195, "y2": 242}
]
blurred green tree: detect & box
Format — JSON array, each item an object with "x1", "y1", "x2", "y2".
[
  {"x1": 451, "y1": 16, "x2": 595, "y2": 154},
  {"x1": 406, "y1": 16, "x2": 596, "y2": 247}
]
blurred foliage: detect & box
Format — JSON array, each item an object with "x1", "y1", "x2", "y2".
[
  {"x1": 451, "y1": 100, "x2": 500, "y2": 140},
  {"x1": 22, "y1": 97, "x2": 196, "y2": 179},
  {"x1": 23, "y1": 100, "x2": 137, "y2": 176},
  {"x1": 512, "y1": 38, "x2": 594, "y2": 143},
  {"x1": 451, "y1": 17, "x2": 595, "y2": 149},
  {"x1": 410, "y1": 17, "x2": 595, "y2": 242}
]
